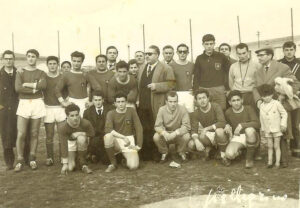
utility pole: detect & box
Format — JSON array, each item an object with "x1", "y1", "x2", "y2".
[{"x1": 257, "y1": 31, "x2": 260, "y2": 49}]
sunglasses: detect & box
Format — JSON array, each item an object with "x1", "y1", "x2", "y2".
[
  {"x1": 256, "y1": 53, "x2": 268, "y2": 57},
  {"x1": 178, "y1": 50, "x2": 188, "y2": 54},
  {"x1": 145, "y1": 52, "x2": 156, "y2": 56}
]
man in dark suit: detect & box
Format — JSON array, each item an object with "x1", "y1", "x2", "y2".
[
  {"x1": 83, "y1": 91, "x2": 113, "y2": 164},
  {"x1": 254, "y1": 47, "x2": 300, "y2": 167},
  {"x1": 137, "y1": 45, "x2": 176, "y2": 161}
]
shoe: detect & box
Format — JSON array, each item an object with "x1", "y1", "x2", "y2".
[
  {"x1": 221, "y1": 157, "x2": 231, "y2": 167},
  {"x1": 14, "y1": 163, "x2": 23, "y2": 172},
  {"x1": 274, "y1": 165, "x2": 280, "y2": 169},
  {"x1": 45, "y1": 158, "x2": 54, "y2": 166},
  {"x1": 254, "y1": 155, "x2": 263, "y2": 161},
  {"x1": 267, "y1": 163, "x2": 273, "y2": 169},
  {"x1": 82, "y1": 165, "x2": 93, "y2": 174},
  {"x1": 281, "y1": 162, "x2": 288, "y2": 168},
  {"x1": 179, "y1": 153, "x2": 187, "y2": 163},
  {"x1": 159, "y1": 153, "x2": 168, "y2": 164},
  {"x1": 105, "y1": 164, "x2": 117, "y2": 173},
  {"x1": 30, "y1": 161, "x2": 38, "y2": 170},
  {"x1": 245, "y1": 160, "x2": 254, "y2": 169}
]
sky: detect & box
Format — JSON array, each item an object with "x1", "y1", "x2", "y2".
[{"x1": 1, "y1": 0, "x2": 300, "y2": 65}]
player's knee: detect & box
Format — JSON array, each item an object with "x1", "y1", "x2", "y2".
[
  {"x1": 225, "y1": 148, "x2": 236, "y2": 160},
  {"x1": 153, "y1": 133, "x2": 161, "y2": 143},
  {"x1": 30, "y1": 129, "x2": 39, "y2": 139},
  {"x1": 104, "y1": 133, "x2": 114, "y2": 148},
  {"x1": 77, "y1": 136, "x2": 88, "y2": 151},
  {"x1": 216, "y1": 128, "x2": 227, "y2": 143},
  {"x1": 182, "y1": 133, "x2": 191, "y2": 142},
  {"x1": 245, "y1": 127, "x2": 256, "y2": 138},
  {"x1": 126, "y1": 154, "x2": 139, "y2": 170},
  {"x1": 187, "y1": 140, "x2": 195, "y2": 151}
]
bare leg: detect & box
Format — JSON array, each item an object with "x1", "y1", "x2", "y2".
[
  {"x1": 68, "y1": 151, "x2": 76, "y2": 171},
  {"x1": 267, "y1": 137, "x2": 274, "y2": 166},
  {"x1": 274, "y1": 137, "x2": 281, "y2": 167},
  {"x1": 29, "y1": 118, "x2": 41, "y2": 158},
  {"x1": 16, "y1": 116, "x2": 29, "y2": 161}
]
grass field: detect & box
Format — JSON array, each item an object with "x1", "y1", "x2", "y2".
[{"x1": 0, "y1": 126, "x2": 299, "y2": 208}]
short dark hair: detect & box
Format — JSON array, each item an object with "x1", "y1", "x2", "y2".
[
  {"x1": 135, "y1": 51, "x2": 144, "y2": 55},
  {"x1": 2, "y1": 50, "x2": 15, "y2": 58},
  {"x1": 65, "y1": 103, "x2": 80, "y2": 116},
  {"x1": 26, "y1": 49, "x2": 39, "y2": 58},
  {"x1": 116, "y1": 61, "x2": 129, "y2": 71},
  {"x1": 114, "y1": 92, "x2": 127, "y2": 101},
  {"x1": 202, "y1": 34, "x2": 215, "y2": 43},
  {"x1": 236, "y1": 43, "x2": 249, "y2": 51},
  {"x1": 128, "y1": 59, "x2": 138, "y2": 66},
  {"x1": 194, "y1": 88, "x2": 210, "y2": 99},
  {"x1": 227, "y1": 90, "x2": 243, "y2": 101},
  {"x1": 219, "y1": 43, "x2": 231, "y2": 51},
  {"x1": 71, "y1": 51, "x2": 85, "y2": 61},
  {"x1": 149, "y1": 45, "x2": 160, "y2": 56},
  {"x1": 177, "y1": 43, "x2": 189, "y2": 52},
  {"x1": 92, "y1": 90, "x2": 104, "y2": 98},
  {"x1": 95, "y1": 54, "x2": 107, "y2": 62},
  {"x1": 258, "y1": 84, "x2": 274, "y2": 97},
  {"x1": 283, "y1": 41, "x2": 296, "y2": 49},
  {"x1": 163, "y1": 45, "x2": 174, "y2": 51},
  {"x1": 166, "y1": 91, "x2": 178, "y2": 100},
  {"x1": 46, "y1": 56, "x2": 59, "y2": 64},
  {"x1": 106, "y1": 46, "x2": 118, "y2": 54},
  {"x1": 61, "y1": 61, "x2": 71, "y2": 68}
]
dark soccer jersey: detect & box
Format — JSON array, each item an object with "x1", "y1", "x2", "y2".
[
  {"x1": 44, "y1": 74, "x2": 62, "y2": 106},
  {"x1": 279, "y1": 57, "x2": 300, "y2": 81},
  {"x1": 169, "y1": 61, "x2": 194, "y2": 91}
]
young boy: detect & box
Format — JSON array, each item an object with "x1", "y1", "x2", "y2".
[
  {"x1": 14, "y1": 49, "x2": 47, "y2": 172},
  {"x1": 43, "y1": 56, "x2": 66, "y2": 166},
  {"x1": 59, "y1": 104, "x2": 94, "y2": 174},
  {"x1": 104, "y1": 92, "x2": 143, "y2": 172}
]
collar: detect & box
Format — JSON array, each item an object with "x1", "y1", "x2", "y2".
[
  {"x1": 116, "y1": 75, "x2": 130, "y2": 85},
  {"x1": 284, "y1": 56, "x2": 296, "y2": 63},
  {"x1": 232, "y1": 106, "x2": 244, "y2": 114},
  {"x1": 203, "y1": 50, "x2": 215, "y2": 57},
  {"x1": 108, "y1": 61, "x2": 116, "y2": 66},
  {"x1": 166, "y1": 104, "x2": 178, "y2": 114},
  {"x1": 175, "y1": 59, "x2": 189, "y2": 65},
  {"x1": 96, "y1": 106, "x2": 104, "y2": 112},
  {"x1": 148, "y1": 61, "x2": 158, "y2": 69},
  {"x1": 116, "y1": 107, "x2": 127, "y2": 114},
  {"x1": 71, "y1": 69, "x2": 83, "y2": 74},
  {"x1": 199, "y1": 102, "x2": 212, "y2": 113},
  {"x1": 67, "y1": 118, "x2": 81, "y2": 129},
  {"x1": 47, "y1": 72, "x2": 59, "y2": 78},
  {"x1": 96, "y1": 69, "x2": 108, "y2": 73}
]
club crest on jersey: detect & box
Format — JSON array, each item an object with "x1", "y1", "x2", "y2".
[
  {"x1": 186, "y1": 71, "x2": 190, "y2": 76},
  {"x1": 126, "y1": 119, "x2": 131, "y2": 125},
  {"x1": 215, "y1": 63, "x2": 221, "y2": 70}
]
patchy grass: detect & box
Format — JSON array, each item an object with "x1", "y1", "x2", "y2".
[{"x1": 0, "y1": 127, "x2": 299, "y2": 208}]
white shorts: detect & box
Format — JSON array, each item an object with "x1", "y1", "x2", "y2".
[
  {"x1": 115, "y1": 135, "x2": 135, "y2": 153},
  {"x1": 16, "y1": 98, "x2": 46, "y2": 119},
  {"x1": 68, "y1": 97, "x2": 88, "y2": 117},
  {"x1": 230, "y1": 134, "x2": 247, "y2": 147},
  {"x1": 44, "y1": 105, "x2": 66, "y2": 123},
  {"x1": 68, "y1": 132, "x2": 88, "y2": 152},
  {"x1": 206, "y1": 131, "x2": 216, "y2": 146}
]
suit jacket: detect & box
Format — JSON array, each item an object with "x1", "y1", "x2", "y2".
[
  {"x1": 253, "y1": 60, "x2": 300, "y2": 102},
  {"x1": 137, "y1": 61, "x2": 176, "y2": 119},
  {"x1": 83, "y1": 104, "x2": 114, "y2": 137}
]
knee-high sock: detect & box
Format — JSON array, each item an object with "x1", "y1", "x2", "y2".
[
  {"x1": 77, "y1": 150, "x2": 87, "y2": 168},
  {"x1": 105, "y1": 147, "x2": 117, "y2": 166},
  {"x1": 46, "y1": 143, "x2": 54, "y2": 159}
]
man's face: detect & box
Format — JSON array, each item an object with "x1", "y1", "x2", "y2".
[
  {"x1": 67, "y1": 110, "x2": 80, "y2": 126},
  {"x1": 71, "y1": 57, "x2": 83, "y2": 71},
  {"x1": 92, "y1": 96, "x2": 104, "y2": 109},
  {"x1": 135, "y1": 52, "x2": 145, "y2": 64},
  {"x1": 196, "y1": 93, "x2": 209, "y2": 108},
  {"x1": 145, "y1": 48, "x2": 158, "y2": 65},
  {"x1": 3, "y1": 54, "x2": 14, "y2": 68},
  {"x1": 117, "y1": 67, "x2": 128, "y2": 82},
  {"x1": 283, "y1": 47, "x2": 296, "y2": 60},
  {"x1": 203, "y1": 41, "x2": 215, "y2": 54},
  {"x1": 26, "y1": 53, "x2": 37, "y2": 66},
  {"x1": 236, "y1": 47, "x2": 249, "y2": 63},
  {"x1": 219, "y1": 45, "x2": 231, "y2": 57},
  {"x1": 47, "y1": 60, "x2": 58, "y2": 73},
  {"x1": 107, "y1": 48, "x2": 118, "y2": 62},
  {"x1": 257, "y1": 51, "x2": 271, "y2": 65},
  {"x1": 96, "y1": 57, "x2": 107, "y2": 71},
  {"x1": 166, "y1": 96, "x2": 178, "y2": 111},
  {"x1": 177, "y1": 46, "x2": 189, "y2": 61},
  {"x1": 61, "y1": 63, "x2": 71, "y2": 73},
  {"x1": 163, "y1": 48, "x2": 174, "y2": 62},
  {"x1": 129, "y1": 63, "x2": 138, "y2": 75},
  {"x1": 229, "y1": 95, "x2": 243, "y2": 111},
  {"x1": 115, "y1": 97, "x2": 126, "y2": 111}
]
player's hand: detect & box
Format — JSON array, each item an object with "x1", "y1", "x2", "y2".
[
  {"x1": 257, "y1": 100, "x2": 262, "y2": 109},
  {"x1": 194, "y1": 139, "x2": 205, "y2": 151},
  {"x1": 199, "y1": 128, "x2": 207, "y2": 139},
  {"x1": 280, "y1": 125, "x2": 287, "y2": 132},
  {"x1": 147, "y1": 83, "x2": 156, "y2": 91},
  {"x1": 61, "y1": 164, "x2": 68, "y2": 175},
  {"x1": 123, "y1": 136, "x2": 130, "y2": 147},
  {"x1": 224, "y1": 124, "x2": 232, "y2": 134},
  {"x1": 22, "y1": 83, "x2": 34, "y2": 88},
  {"x1": 162, "y1": 131, "x2": 171, "y2": 142},
  {"x1": 234, "y1": 124, "x2": 242, "y2": 136},
  {"x1": 128, "y1": 145, "x2": 141, "y2": 151}
]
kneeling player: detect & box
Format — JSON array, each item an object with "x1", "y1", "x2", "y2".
[
  {"x1": 104, "y1": 92, "x2": 143, "y2": 172},
  {"x1": 187, "y1": 89, "x2": 230, "y2": 166},
  {"x1": 224, "y1": 90, "x2": 260, "y2": 168},
  {"x1": 59, "y1": 104, "x2": 94, "y2": 174}
]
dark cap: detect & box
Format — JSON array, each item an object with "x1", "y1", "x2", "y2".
[{"x1": 255, "y1": 47, "x2": 274, "y2": 56}]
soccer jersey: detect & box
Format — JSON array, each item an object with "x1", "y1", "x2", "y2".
[
  {"x1": 44, "y1": 74, "x2": 62, "y2": 106},
  {"x1": 169, "y1": 61, "x2": 194, "y2": 91},
  {"x1": 104, "y1": 107, "x2": 143, "y2": 147},
  {"x1": 15, "y1": 68, "x2": 47, "y2": 99},
  {"x1": 58, "y1": 118, "x2": 95, "y2": 158},
  {"x1": 279, "y1": 57, "x2": 300, "y2": 81}
]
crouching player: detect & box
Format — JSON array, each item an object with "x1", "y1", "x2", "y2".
[
  {"x1": 187, "y1": 89, "x2": 230, "y2": 166},
  {"x1": 59, "y1": 104, "x2": 94, "y2": 174},
  {"x1": 224, "y1": 90, "x2": 260, "y2": 168},
  {"x1": 104, "y1": 92, "x2": 143, "y2": 172}
]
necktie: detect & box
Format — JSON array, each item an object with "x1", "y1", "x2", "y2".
[
  {"x1": 8, "y1": 73, "x2": 13, "y2": 77},
  {"x1": 147, "y1": 65, "x2": 152, "y2": 77},
  {"x1": 109, "y1": 64, "x2": 113, "y2": 69},
  {"x1": 265, "y1": 66, "x2": 269, "y2": 72},
  {"x1": 97, "y1": 109, "x2": 102, "y2": 115}
]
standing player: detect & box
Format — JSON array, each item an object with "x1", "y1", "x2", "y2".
[
  {"x1": 187, "y1": 89, "x2": 230, "y2": 166},
  {"x1": 14, "y1": 49, "x2": 47, "y2": 172},
  {"x1": 107, "y1": 61, "x2": 138, "y2": 106},
  {"x1": 104, "y1": 92, "x2": 143, "y2": 172},
  {"x1": 0, "y1": 50, "x2": 19, "y2": 170},
  {"x1": 43, "y1": 56, "x2": 66, "y2": 166},
  {"x1": 59, "y1": 104, "x2": 94, "y2": 174}
]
